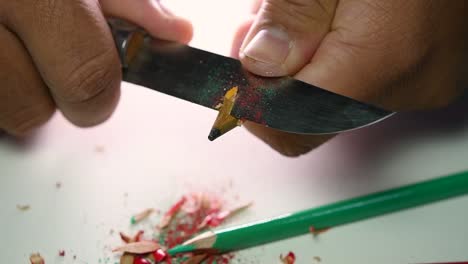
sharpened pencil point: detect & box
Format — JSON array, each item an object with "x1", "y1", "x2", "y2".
[
  {"x1": 208, "y1": 87, "x2": 241, "y2": 142},
  {"x1": 208, "y1": 129, "x2": 222, "y2": 141}
]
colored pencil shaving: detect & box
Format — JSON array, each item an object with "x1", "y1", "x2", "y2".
[
  {"x1": 159, "y1": 197, "x2": 187, "y2": 229},
  {"x1": 29, "y1": 253, "x2": 44, "y2": 264},
  {"x1": 112, "y1": 240, "x2": 160, "y2": 254},
  {"x1": 114, "y1": 192, "x2": 250, "y2": 264},
  {"x1": 198, "y1": 202, "x2": 252, "y2": 229},
  {"x1": 131, "y1": 208, "x2": 155, "y2": 225},
  {"x1": 120, "y1": 230, "x2": 144, "y2": 243},
  {"x1": 309, "y1": 226, "x2": 331, "y2": 236},
  {"x1": 280, "y1": 252, "x2": 296, "y2": 264},
  {"x1": 120, "y1": 253, "x2": 134, "y2": 264},
  {"x1": 17, "y1": 204, "x2": 31, "y2": 211},
  {"x1": 181, "y1": 254, "x2": 208, "y2": 264},
  {"x1": 134, "y1": 257, "x2": 152, "y2": 264}
]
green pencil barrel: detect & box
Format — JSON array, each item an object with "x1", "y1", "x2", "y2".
[{"x1": 214, "y1": 171, "x2": 468, "y2": 252}]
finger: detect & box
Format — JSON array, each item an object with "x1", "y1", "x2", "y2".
[
  {"x1": 100, "y1": 0, "x2": 193, "y2": 44},
  {"x1": 238, "y1": 0, "x2": 338, "y2": 77},
  {"x1": 234, "y1": 21, "x2": 333, "y2": 157},
  {"x1": 0, "y1": 26, "x2": 55, "y2": 136},
  {"x1": 251, "y1": 0, "x2": 262, "y2": 14},
  {"x1": 230, "y1": 7, "x2": 335, "y2": 156},
  {"x1": 231, "y1": 18, "x2": 255, "y2": 59},
  {"x1": 4, "y1": 0, "x2": 121, "y2": 127},
  {"x1": 232, "y1": 1, "x2": 337, "y2": 156},
  {"x1": 294, "y1": 1, "x2": 465, "y2": 111}
]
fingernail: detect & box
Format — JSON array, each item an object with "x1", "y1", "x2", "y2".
[{"x1": 242, "y1": 27, "x2": 292, "y2": 76}]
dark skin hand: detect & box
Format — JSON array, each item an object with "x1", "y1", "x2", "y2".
[
  {"x1": 0, "y1": 0, "x2": 192, "y2": 136},
  {"x1": 1, "y1": 0, "x2": 466, "y2": 158},
  {"x1": 232, "y1": 0, "x2": 468, "y2": 156}
]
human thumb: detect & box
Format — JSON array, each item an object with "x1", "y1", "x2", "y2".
[{"x1": 239, "y1": 0, "x2": 337, "y2": 77}]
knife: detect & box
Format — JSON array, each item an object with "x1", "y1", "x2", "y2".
[{"x1": 108, "y1": 19, "x2": 394, "y2": 140}]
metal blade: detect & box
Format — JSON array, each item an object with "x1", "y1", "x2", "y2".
[{"x1": 122, "y1": 36, "x2": 393, "y2": 134}]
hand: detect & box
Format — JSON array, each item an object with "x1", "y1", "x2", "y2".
[
  {"x1": 232, "y1": 0, "x2": 468, "y2": 156},
  {"x1": 0, "y1": 0, "x2": 192, "y2": 136}
]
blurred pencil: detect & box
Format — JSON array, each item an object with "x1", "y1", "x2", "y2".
[{"x1": 168, "y1": 170, "x2": 468, "y2": 255}]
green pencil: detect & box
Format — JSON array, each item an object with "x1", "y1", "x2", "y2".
[{"x1": 168, "y1": 170, "x2": 468, "y2": 255}]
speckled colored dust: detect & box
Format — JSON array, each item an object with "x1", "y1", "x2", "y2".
[
  {"x1": 232, "y1": 72, "x2": 284, "y2": 125},
  {"x1": 201, "y1": 62, "x2": 284, "y2": 126},
  {"x1": 156, "y1": 193, "x2": 236, "y2": 264}
]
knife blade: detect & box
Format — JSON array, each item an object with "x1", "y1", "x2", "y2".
[{"x1": 109, "y1": 19, "x2": 394, "y2": 135}]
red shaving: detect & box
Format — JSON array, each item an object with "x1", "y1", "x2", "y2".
[
  {"x1": 280, "y1": 252, "x2": 296, "y2": 264},
  {"x1": 159, "y1": 197, "x2": 187, "y2": 228},
  {"x1": 198, "y1": 202, "x2": 252, "y2": 229},
  {"x1": 198, "y1": 213, "x2": 222, "y2": 229},
  {"x1": 115, "y1": 192, "x2": 251, "y2": 264},
  {"x1": 153, "y1": 249, "x2": 167, "y2": 262},
  {"x1": 135, "y1": 231, "x2": 144, "y2": 242},
  {"x1": 58, "y1": 250, "x2": 65, "y2": 257},
  {"x1": 133, "y1": 257, "x2": 151, "y2": 264}
]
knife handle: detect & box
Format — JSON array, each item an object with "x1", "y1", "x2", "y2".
[{"x1": 107, "y1": 18, "x2": 146, "y2": 69}]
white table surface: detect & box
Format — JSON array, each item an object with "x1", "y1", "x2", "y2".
[{"x1": 1, "y1": 1, "x2": 468, "y2": 263}]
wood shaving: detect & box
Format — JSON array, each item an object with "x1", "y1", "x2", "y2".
[
  {"x1": 280, "y1": 252, "x2": 295, "y2": 264},
  {"x1": 94, "y1": 145, "x2": 105, "y2": 153},
  {"x1": 120, "y1": 253, "x2": 134, "y2": 264},
  {"x1": 115, "y1": 192, "x2": 251, "y2": 264},
  {"x1": 120, "y1": 230, "x2": 144, "y2": 244},
  {"x1": 112, "y1": 240, "x2": 160, "y2": 254},
  {"x1": 131, "y1": 208, "x2": 154, "y2": 224},
  {"x1": 119, "y1": 232, "x2": 132, "y2": 243},
  {"x1": 309, "y1": 226, "x2": 331, "y2": 236},
  {"x1": 198, "y1": 201, "x2": 252, "y2": 229},
  {"x1": 181, "y1": 254, "x2": 208, "y2": 264},
  {"x1": 29, "y1": 253, "x2": 44, "y2": 264},
  {"x1": 17, "y1": 204, "x2": 30, "y2": 211}
]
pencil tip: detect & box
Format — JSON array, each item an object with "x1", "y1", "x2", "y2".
[{"x1": 208, "y1": 128, "x2": 221, "y2": 141}]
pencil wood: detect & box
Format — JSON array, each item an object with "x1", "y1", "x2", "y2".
[{"x1": 168, "y1": 170, "x2": 468, "y2": 255}]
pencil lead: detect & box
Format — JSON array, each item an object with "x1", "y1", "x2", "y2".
[{"x1": 208, "y1": 128, "x2": 222, "y2": 141}]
